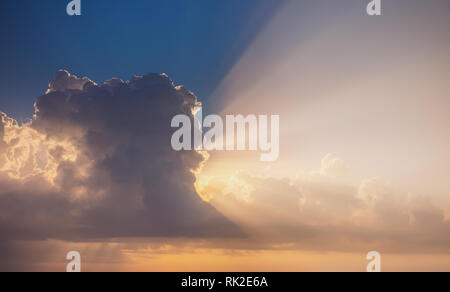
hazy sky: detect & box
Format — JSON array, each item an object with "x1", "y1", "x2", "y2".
[
  {"x1": 1, "y1": 0, "x2": 450, "y2": 271},
  {"x1": 207, "y1": 0, "x2": 450, "y2": 199}
]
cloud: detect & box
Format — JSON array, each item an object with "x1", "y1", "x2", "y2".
[
  {"x1": 199, "y1": 154, "x2": 450, "y2": 252},
  {"x1": 0, "y1": 70, "x2": 242, "y2": 248},
  {"x1": 2, "y1": 71, "x2": 450, "y2": 270},
  {"x1": 47, "y1": 70, "x2": 96, "y2": 93}
]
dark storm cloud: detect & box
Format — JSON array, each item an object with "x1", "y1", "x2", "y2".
[{"x1": 0, "y1": 70, "x2": 242, "y2": 243}]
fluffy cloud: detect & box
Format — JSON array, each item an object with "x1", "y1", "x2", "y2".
[
  {"x1": 2, "y1": 71, "x2": 450, "y2": 271},
  {"x1": 199, "y1": 154, "x2": 450, "y2": 252},
  {"x1": 0, "y1": 70, "x2": 241, "y2": 247}
]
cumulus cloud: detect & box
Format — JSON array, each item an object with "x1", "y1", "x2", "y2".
[
  {"x1": 0, "y1": 70, "x2": 242, "y2": 248},
  {"x1": 2, "y1": 71, "x2": 450, "y2": 270},
  {"x1": 198, "y1": 154, "x2": 450, "y2": 252}
]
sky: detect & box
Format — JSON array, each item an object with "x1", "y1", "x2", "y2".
[
  {"x1": 0, "y1": 0, "x2": 284, "y2": 121},
  {"x1": 1, "y1": 0, "x2": 450, "y2": 272}
]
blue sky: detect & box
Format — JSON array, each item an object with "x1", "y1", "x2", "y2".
[{"x1": 0, "y1": 0, "x2": 284, "y2": 121}]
